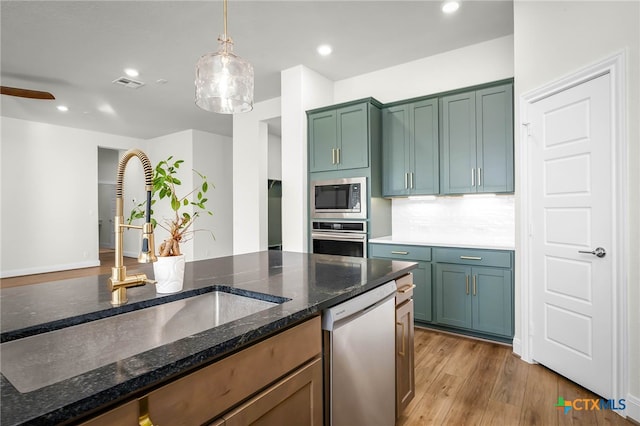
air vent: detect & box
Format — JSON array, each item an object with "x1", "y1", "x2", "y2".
[{"x1": 112, "y1": 77, "x2": 145, "y2": 89}]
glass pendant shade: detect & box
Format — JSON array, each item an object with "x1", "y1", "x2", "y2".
[{"x1": 195, "y1": 37, "x2": 254, "y2": 114}]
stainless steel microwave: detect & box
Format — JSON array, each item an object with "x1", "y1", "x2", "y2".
[{"x1": 311, "y1": 177, "x2": 367, "y2": 219}]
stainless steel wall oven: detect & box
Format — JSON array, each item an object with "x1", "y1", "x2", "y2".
[{"x1": 311, "y1": 221, "x2": 367, "y2": 258}]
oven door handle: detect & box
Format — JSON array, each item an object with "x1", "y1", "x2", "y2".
[{"x1": 311, "y1": 232, "x2": 367, "y2": 241}]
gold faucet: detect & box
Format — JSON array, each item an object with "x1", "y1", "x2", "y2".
[{"x1": 109, "y1": 149, "x2": 158, "y2": 306}]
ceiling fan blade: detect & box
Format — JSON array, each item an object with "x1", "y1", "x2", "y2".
[{"x1": 0, "y1": 86, "x2": 55, "y2": 100}]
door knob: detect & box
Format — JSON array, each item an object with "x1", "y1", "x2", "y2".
[{"x1": 578, "y1": 247, "x2": 606, "y2": 258}]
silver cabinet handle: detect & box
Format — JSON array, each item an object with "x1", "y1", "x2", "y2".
[
  {"x1": 578, "y1": 247, "x2": 606, "y2": 258},
  {"x1": 404, "y1": 173, "x2": 408, "y2": 189},
  {"x1": 410, "y1": 172, "x2": 414, "y2": 189},
  {"x1": 336, "y1": 148, "x2": 340, "y2": 164},
  {"x1": 477, "y1": 168, "x2": 482, "y2": 187},
  {"x1": 471, "y1": 168, "x2": 475, "y2": 187},
  {"x1": 332, "y1": 148, "x2": 336, "y2": 165},
  {"x1": 391, "y1": 251, "x2": 409, "y2": 255},
  {"x1": 460, "y1": 256, "x2": 482, "y2": 260}
]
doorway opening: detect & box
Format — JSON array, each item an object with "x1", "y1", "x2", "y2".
[
  {"x1": 265, "y1": 117, "x2": 282, "y2": 250},
  {"x1": 97, "y1": 147, "x2": 119, "y2": 261}
]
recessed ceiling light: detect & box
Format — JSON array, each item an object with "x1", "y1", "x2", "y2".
[
  {"x1": 317, "y1": 44, "x2": 333, "y2": 56},
  {"x1": 442, "y1": 0, "x2": 460, "y2": 14},
  {"x1": 56, "y1": 105, "x2": 69, "y2": 112},
  {"x1": 124, "y1": 68, "x2": 139, "y2": 77}
]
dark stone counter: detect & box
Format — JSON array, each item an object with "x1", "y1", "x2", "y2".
[{"x1": 0, "y1": 251, "x2": 415, "y2": 425}]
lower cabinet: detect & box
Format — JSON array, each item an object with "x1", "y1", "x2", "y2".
[
  {"x1": 395, "y1": 273, "x2": 415, "y2": 418},
  {"x1": 369, "y1": 244, "x2": 432, "y2": 323},
  {"x1": 80, "y1": 317, "x2": 322, "y2": 426},
  {"x1": 434, "y1": 263, "x2": 513, "y2": 337},
  {"x1": 371, "y1": 243, "x2": 514, "y2": 342}
]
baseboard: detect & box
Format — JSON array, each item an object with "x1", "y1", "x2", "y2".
[
  {"x1": 626, "y1": 393, "x2": 640, "y2": 423},
  {"x1": 0, "y1": 260, "x2": 101, "y2": 278},
  {"x1": 512, "y1": 337, "x2": 522, "y2": 357}
]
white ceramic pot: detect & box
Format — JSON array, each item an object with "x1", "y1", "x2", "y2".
[{"x1": 153, "y1": 254, "x2": 185, "y2": 293}]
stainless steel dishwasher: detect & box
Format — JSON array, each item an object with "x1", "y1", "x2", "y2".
[{"x1": 322, "y1": 280, "x2": 397, "y2": 426}]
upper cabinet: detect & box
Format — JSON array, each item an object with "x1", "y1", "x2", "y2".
[
  {"x1": 382, "y1": 98, "x2": 439, "y2": 197},
  {"x1": 440, "y1": 83, "x2": 514, "y2": 194},
  {"x1": 308, "y1": 101, "x2": 376, "y2": 172}
]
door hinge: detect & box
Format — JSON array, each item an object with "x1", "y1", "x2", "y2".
[{"x1": 522, "y1": 122, "x2": 532, "y2": 137}]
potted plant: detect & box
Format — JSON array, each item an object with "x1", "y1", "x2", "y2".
[{"x1": 129, "y1": 156, "x2": 213, "y2": 293}]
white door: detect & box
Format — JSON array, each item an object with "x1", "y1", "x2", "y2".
[{"x1": 528, "y1": 73, "x2": 613, "y2": 398}]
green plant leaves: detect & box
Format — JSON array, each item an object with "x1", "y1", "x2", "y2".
[{"x1": 128, "y1": 156, "x2": 215, "y2": 246}]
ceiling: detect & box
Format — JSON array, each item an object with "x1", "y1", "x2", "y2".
[{"x1": 0, "y1": 1, "x2": 514, "y2": 139}]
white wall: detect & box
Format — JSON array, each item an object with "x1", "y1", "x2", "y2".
[
  {"x1": 232, "y1": 97, "x2": 281, "y2": 254},
  {"x1": 0, "y1": 118, "x2": 234, "y2": 276},
  {"x1": 0, "y1": 117, "x2": 142, "y2": 277},
  {"x1": 192, "y1": 130, "x2": 233, "y2": 260},
  {"x1": 334, "y1": 35, "x2": 514, "y2": 104},
  {"x1": 513, "y1": 1, "x2": 640, "y2": 418},
  {"x1": 280, "y1": 65, "x2": 334, "y2": 252}
]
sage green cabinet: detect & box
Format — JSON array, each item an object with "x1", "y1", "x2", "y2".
[
  {"x1": 382, "y1": 99, "x2": 439, "y2": 196},
  {"x1": 434, "y1": 248, "x2": 513, "y2": 338},
  {"x1": 440, "y1": 83, "x2": 513, "y2": 194},
  {"x1": 308, "y1": 103, "x2": 370, "y2": 172},
  {"x1": 434, "y1": 263, "x2": 472, "y2": 329},
  {"x1": 369, "y1": 243, "x2": 432, "y2": 323}
]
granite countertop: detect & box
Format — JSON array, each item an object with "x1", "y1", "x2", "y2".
[
  {"x1": 0, "y1": 251, "x2": 416, "y2": 425},
  {"x1": 369, "y1": 236, "x2": 515, "y2": 251}
]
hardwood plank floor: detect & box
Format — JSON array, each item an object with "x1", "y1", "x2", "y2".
[
  {"x1": 399, "y1": 328, "x2": 635, "y2": 426},
  {"x1": 0, "y1": 250, "x2": 139, "y2": 288}
]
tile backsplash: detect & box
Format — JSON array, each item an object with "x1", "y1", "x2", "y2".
[{"x1": 391, "y1": 195, "x2": 515, "y2": 247}]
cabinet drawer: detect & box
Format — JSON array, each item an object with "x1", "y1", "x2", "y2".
[
  {"x1": 434, "y1": 247, "x2": 512, "y2": 268},
  {"x1": 395, "y1": 273, "x2": 414, "y2": 306},
  {"x1": 369, "y1": 244, "x2": 431, "y2": 261}
]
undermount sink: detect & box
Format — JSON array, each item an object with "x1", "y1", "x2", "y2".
[{"x1": 0, "y1": 288, "x2": 282, "y2": 393}]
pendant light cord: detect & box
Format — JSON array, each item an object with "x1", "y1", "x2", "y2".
[{"x1": 223, "y1": 0, "x2": 228, "y2": 41}]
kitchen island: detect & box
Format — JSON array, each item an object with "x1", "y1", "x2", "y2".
[{"x1": 0, "y1": 251, "x2": 416, "y2": 425}]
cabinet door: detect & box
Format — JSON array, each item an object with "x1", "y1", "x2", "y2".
[
  {"x1": 435, "y1": 263, "x2": 472, "y2": 329},
  {"x1": 223, "y1": 358, "x2": 323, "y2": 426},
  {"x1": 382, "y1": 104, "x2": 410, "y2": 196},
  {"x1": 476, "y1": 84, "x2": 514, "y2": 193},
  {"x1": 309, "y1": 110, "x2": 337, "y2": 172},
  {"x1": 337, "y1": 103, "x2": 369, "y2": 170},
  {"x1": 440, "y1": 91, "x2": 477, "y2": 194},
  {"x1": 471, "y1": 266, "x2": 513, "y2": 337},
  {"x1": 395, "y1": 299, "x2": 415, "y2": 417},
  {"x1": 412, "y1": 261, "x2": 432, "y2": 322},
  {"x1": 411, "y1": 99, "x2": 439, "y2": 195}
]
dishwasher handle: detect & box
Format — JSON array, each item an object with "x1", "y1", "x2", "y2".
[{"x1": 322, "y1": 281, "x2": 397, "y2": 331}]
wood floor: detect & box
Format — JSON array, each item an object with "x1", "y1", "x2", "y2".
[
  {"x1": 400, "y1": 328, "x2": 634, "y2": 426},
  {"x1": 0, "y1": 250, "x2": 139, "y2": 288}
]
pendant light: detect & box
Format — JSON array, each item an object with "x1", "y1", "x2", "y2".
[{"x1": 195, "y1": 0, "x2": 254, "y2": 114}]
